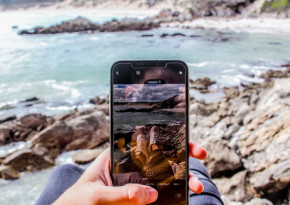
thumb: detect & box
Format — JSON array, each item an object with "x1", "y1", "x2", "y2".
[{"x1": 97, "y1": 184, "x2": 158, "y2": 205}]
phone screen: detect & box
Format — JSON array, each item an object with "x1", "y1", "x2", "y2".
[{"x1": 111, "y1": 61, "x2": 188, "y2": 205}]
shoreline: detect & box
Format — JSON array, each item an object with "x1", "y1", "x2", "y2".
[
  {"x1": 164, "y1": 17, "x2": 290, "y2": 36},
  {"x1": 1, "y1": 9, "x2": 289, "y2": 36}
]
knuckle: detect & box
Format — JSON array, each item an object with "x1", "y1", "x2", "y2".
[{"x1": 126, "y1": 184, "x2": 142, "y2": 203}]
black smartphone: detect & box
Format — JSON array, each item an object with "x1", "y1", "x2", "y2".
[{"x1": 110, "y1": 60, "x2": 189, "y2": 205}]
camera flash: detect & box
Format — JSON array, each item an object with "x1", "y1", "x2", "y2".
[
  {"x1": 136, "y1": 70, "x2": 141, "y2": 75},
  {"x1": 179, "y1": 71, "x2": 183, "y2": 75}
]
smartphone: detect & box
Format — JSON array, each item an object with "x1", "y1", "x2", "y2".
[{"x1": 110, "y1": 60, "x2": 189, "y2": 205}]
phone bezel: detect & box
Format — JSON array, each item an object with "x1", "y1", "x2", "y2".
[{"x1": 110, "y1": 60, "x2": 189, "y2": 205}]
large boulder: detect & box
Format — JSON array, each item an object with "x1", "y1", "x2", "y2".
[
  {"x1": 2, "y1": 147, "x2": 54, "y2": 172},
  {"x1": 19, "y1": 114, "x2": 47, "y2": 130},
  {"x1": 0, "y1": 114, "x2": 50, "y2": 146},
  {"x1": 202, "y1": 138, "x2": 242, "y2": 177}
]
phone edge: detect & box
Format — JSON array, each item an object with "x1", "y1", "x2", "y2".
[{"x1": 110, "y1": 60, "x2": 190, "y2": 205}]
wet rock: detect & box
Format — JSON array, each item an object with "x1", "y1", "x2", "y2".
[
  {"x1": 19, "y1": 17, "x2": 101, "y2": 34},
  {"x1": 20, "y1": 97, "x2": 39, "y2": 102},
  {"x1": 0, "y1": 115, "x2": 16, "y2": 123},
  {"x1": 0, "y1": 166, "x2": 19, "y2": 180},
  {"x1": 189, "y1": 77, "x2": 216, "y2": 93},
  {"x1": 190, "y1": 34, "x2": 201, "y2": 38},
  {"x1": 101, "y1": 17, "x2": 160, "y2": 32},
  {"x1": 0, "y1": 129, "x2": 12, "y2": 146},
  {"x1": 160, "y1": 32, "x2": 187, "y2": 38},
  {"x1": 260, "y1": 68, "x2": 290, "y2": 79},
  {"x1": 19, "y1": 16, "x2": 160, "y2": 35},
  {"x1": 0, "y1": 104, "x2": 15, "y2": 111},
  {"x1": 19, "y1": 114, "x2": 47, "y2": 130},
  {"x1": 0, "y1": 114, "x2": 50, "y2": 146},
  {"x1": 171, "y1": 32, "x2": 186, "y2": 37},
  {"x1": 89, "y1": 96, "x2": 108, "y2": 105},
  {"x1": 140, "y1": 34, "x2": 154, "y2": 37}
]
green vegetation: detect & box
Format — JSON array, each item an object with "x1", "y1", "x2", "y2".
[{"x1": 261, "y1": 0, "x2": 290, "y2": 14}]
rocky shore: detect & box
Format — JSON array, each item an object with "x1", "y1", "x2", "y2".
[
  {"x1": 189, "y1": 66, "x2": 290, "y2": 204},
  {"x1": 18, "y1": 9, "x2": 197, "y2": 35},
  {"x1": 0, "y1": 66, "x2": 289, "y2": 204}
]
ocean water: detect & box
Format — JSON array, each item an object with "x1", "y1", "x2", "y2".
[
  {"x1": 0, "y1": 11, "x2": 290, "y2": 119},
  {"x1": 0, "y1": 10, "x2": 290, "y2": 204}
]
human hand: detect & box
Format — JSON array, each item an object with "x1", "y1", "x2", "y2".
[{"x1": 53, "y1": 141, "x2": 207, "y2": 205}]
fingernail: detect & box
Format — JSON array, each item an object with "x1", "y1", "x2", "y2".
[{"x1": 145, "y1": 188, "x2": 158, "y2": 203}]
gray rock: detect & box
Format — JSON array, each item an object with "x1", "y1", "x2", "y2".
[
  {"x1": 202, "y1": 137, "x2": 242, "y2": 177},
  {"x1": 213, "y1": 171, "x2": 253, "y2": 202},
  {"x1": 251, "y1": 159, "x2": 290, "y2": 194}
]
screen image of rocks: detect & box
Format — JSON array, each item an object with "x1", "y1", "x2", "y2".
[{"x1": 113, "y1": 83, "x2": 186, "y2": 205}]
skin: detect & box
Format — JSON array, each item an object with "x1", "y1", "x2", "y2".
[{"x1": 53, "y1": 141, "x2": 207, "y2": 205}]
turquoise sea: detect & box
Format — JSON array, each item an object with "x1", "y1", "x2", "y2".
[
  {"x1": 1, "y1": 11, "x2": 290, "y2": 120},
  {"x1": 0, "y1": 10, "x2": 290, "y2": 205}
]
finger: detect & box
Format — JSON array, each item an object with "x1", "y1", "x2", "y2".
[
  {"x1": 82, "y1": 148, "x2": 112, "y2": 186},
  {"x1": 189, "y1": 172, "x2": 204, "y2": 194},
  {"x1": 189, "y1": 142, "x2": 207, "y2": 160},
  {"x1": 95, "y1": 184, "x2": 158, "y2": 205}
]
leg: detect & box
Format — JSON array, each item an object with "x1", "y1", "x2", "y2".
[
  {"x1": 189, "y1": 158, "x2": 223, "y2": 205},
  {"x1": 35, "y1": 164, "x2": 85, "y2": 205}
]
